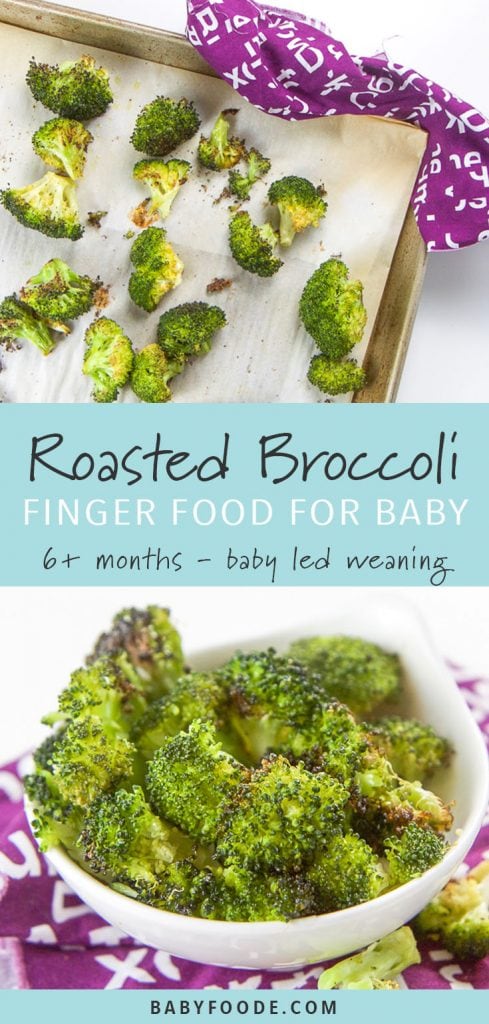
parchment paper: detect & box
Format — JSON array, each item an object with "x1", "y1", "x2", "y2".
[{"x1": 0, "y1": 21, "x2": 427, "y2": 403}]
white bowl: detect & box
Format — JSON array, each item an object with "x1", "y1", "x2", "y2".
[{"x1": 28, "y1": 597, "x2": 489, "y2": 970}]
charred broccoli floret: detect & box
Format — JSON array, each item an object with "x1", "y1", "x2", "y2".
[
  {"x1": 318, "y1": 927, "x2": 421, "y2": 989},
  {"x1": 1, "y1": 171, "x2": 83, "y2": 239},
  {"x1": 43, "y1": 655, "x2": 160, "y2": 736},
  {"x1": 131, "y1": 96, "x2": 200, "y2": 156},
  {"x1": 229, "y1": 211, "x2": 282, "y2": 277},
  {"x1": 46, "y1": 716, "x2": 137, "y2": 808},
  {"x1": 132, "y1": 672, "x2": 229, "y2": 760},
  {"x1": 89, "y1": 605, "x2": 185, "y2": 699},
  {"x1": 132, "y1": 159, "x2": 191, "y2": 227},
  {"x1": 367, "y1": 716, "x2": 452, "y2": 783},
  {"x1": 32, "y1": 118, "x2": 93, "y2": 179},
  {"x1": 414, "y1": 861, "x2": 489, "y2": 961},
  {"x1": 268, "y1": 175, "x2": 327, "y2": 247},
  {"x1": 384, "y1": 823, "x2": 447, "y2": 886},
  {"x1": 128, "y1": 227, "x2": 183, "y2": 312},
  {"x1": 79, "y1": 785, "x2": 192, "y2": 892},
  {"x1": 308, "y1": 355, "x2": 366, "y2": 396},
  {"x1": 25, "y1": 767, "x2": 82, "y2": 855},
  {"x1": 354, "y1": 749, "x2": 453, "y2": 837},
  {"x1": 308, "y1": 832, "x2": 387, "y2": 911},
  {"x1": 228, "y1": 147, "x2": 271, "y2": 201},
  {"x1": 157, "y1": 301, "x2": 226, "y2": 362},
  {"x1": 194, "y1": 861, "x2": 317, "y2": 922},
  {"x1": 146, "y1": 720, "x2": 246, "y2": 843},
  {"x1": 198, "y1": 111, "x2": 244, "y2": 171},
  {"x1": 299, "y1": 258, "x2": 367, "y2": 359},
  {"x1": 20, "y1": 259, "x2": 98, "y2": 327},
  {"x1": 216, "y1": 754, "x2": 347, "y2": 870},
  {"x1": 26, "y1": 54, "x2": 113, "y2": 120},
  {"x1": 0, "y1": 295, "x2": 55, "y2": 355},
  {"x1": 82, "y1": 316, "x2": 134, "y2": 402},
  {"x1": 288, "y1": 635, "x2": 401, "y2": 717},
  {"x1": 131, "y1": 344, "x2": 183, "y2": 403}
]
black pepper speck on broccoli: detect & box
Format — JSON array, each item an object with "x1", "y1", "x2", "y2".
[
  {"x1": 26, "y1": 54, "x2": 113, "y2": 120},
  {"x1": 0, "y1": 295, "x2": 55, "y2": 355}
]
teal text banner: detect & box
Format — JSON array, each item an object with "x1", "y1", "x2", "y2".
[{"x1": 0, "y1": 403, "x2": 486, "y2": 586}]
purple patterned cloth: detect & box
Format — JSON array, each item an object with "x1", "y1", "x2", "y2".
[
  {"x1": 186, "y1": 1, "x2": 489, "y2": 252},
  {"x1": 0, "y1": 665, "x2": 488, "y2": 990}
]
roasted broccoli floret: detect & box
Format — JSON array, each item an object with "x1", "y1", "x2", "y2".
[
  {"x1": 131, "y1": 344, "x2": 183, "y2": 403},
  {"x1": 146, "y1": 719, "x2": 246, "y2": 843},
  {"x1": 354, "y1": 749, "x2": 453, "y2": 837},
  {"x1": 132, "y1": 672, "x2": 229, "y2": 760},
  {"x1": 198, "y1": 111, "x2": 244, "y2": 171},
  {"x1": 268, "y1": 175, "x2": 327, "y2": 247},
  {"x1": 1, "y1": 171, "x2": 83, "y2": 239},
  {"x1": 318, "y1": 927, "x2": 421, "y2": 989},
  {"x1": 299, "y1": 258, "x2": 367, "y2": 359},
  {"x1": 367, "y1": 717, "x2": 452, "y2": 783},
  {"x1": 132, "y1": 159, "x2": 191, "y2": 227},
  {"x1": 288, "y1": 635, "x2": 401, "y2": 717},
  {"x1": 43, "y1": 655, "x2": 158, "y2": 736},
  {"x1": 414, "y1": 861, "x2": 489, "y2": 961},
  {"x1": 0, "y1": 295, "x2": 55, "y2": 355},
  {"x1": 308, "y1": 355, "x2": 366, "y2": 396},
  {"x1": 157, "y1": 301, "x2": 226, "y2": 362},
  {"x1": 228, "y1": 147, "x2": 271, "y2": 200},
  {"x1": 131, "y1": 96, "x2": 200, "y2": 156},
  {"x1": 229, "y1": 211, "x2": 283, "y2": 277},
  {"x1": 82, "y1": 317, "x2": 134, "y2": 402},
  {"x1": 384, "y1": 823, "x2": 447, "y2": 887},
  {"x1": 25, "y1": 767, "x2": 82, "y2": 855},
  {"x1": 128, "y1": 227, "x2": 183, "y2": 313},
  {"x1": 89, "y1": 605, "x2": 185, "y2": 699},
  {"x1": 20, "y1": 259, "x2": 98, "y2": 327},
  {"x1": 308, "y1": 832, "x2": 387, "y2": 912},
  {"x1": 26, "y1": 54, "x2": 113, "y2": 119},
  {"x1": 79, "y1": 785, "x2": 192, "y2": 891},
  {"x1": 46, "y1": 716, "x2": 137, "y2": 808},
  {"x1": 216, "y1": 754, "x2": 347, "y2": 870},
  {"x1": 194, "y1": 861, "x2": 317, "y2": 922},
  {"x1": 32, "y1": 118, "x2": 93, "y2": 179}
]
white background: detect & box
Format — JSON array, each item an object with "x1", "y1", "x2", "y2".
[
  {"x1": 1, "y1": 586, "x2": 488, "y2": 764},
  {"x1": 44, "y1": 0, "x2": 489, "y2": 402}
]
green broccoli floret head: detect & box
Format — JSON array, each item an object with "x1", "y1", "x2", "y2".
[
  {"x1": 20, "y1": 258, "x2": 98, "y2": 325},
  {"x1": 268, "y1": 175, "x2": 327, "y2": 247},
  {"x1": 229, "y1": 211, "x2": 283, "y2": 277},
  {"x1": 228, "y1": 148, "x2": 271, "y2": 201},
  {"x1": 32, "y1": 118, "x2": 93, "y2": 180},
  {"x1": 384, "y1": 823, "x2": 447, "y2": 886},
  {"x1": 414, "y1": 861, "x2": 489, "y2": 961},
  {"x1": 79, "y1": 785, "x2": 192, "y2": 890},
  {"x1": 131, "y1": 344, "x2": 183, "y2": 403},
  {"x1": 198, "y1": 111, "x2": 245, "y2": 171},
  {"x1": 83, "y1": 316, "x2": 134, "y2": 402},
  {"x1": 299, "y1": 258, "x2": 367, "y2": 358},
  {"x1": 131, "y1": 96, "x2": 200, "y2": 156},
  {"x1": 131, "y1": 671, "x2": 229, "y2": 760},
  {"x1": 217, "y1": 754, "x2": 347, "y2": 871},
  {"x1": 318, "y1": 926, "x2": 421, "y2": 989},
  {"x1": 288, "y1": 635, "x2": 401, "y2": 716},
  {"x1": 44, "y1": 654, "x2": 158, "y2": 735},
  {"x1": 308, "y1": 355, "x2": 366, "y2": 396},
  {"x1": 24, "y1": 767, "x2": 81, "y2": 854},
  {"x1": 26, "y1": 54, "x2": 113, "y2": 120},
  {"x1": 128, "y1": 227, "x2": 184, "y2": 313},
  {"x1": 146, "y1": 719, "x2": 246, "y2": 843},
  {"x1": 89, "y1": 605, "x2": 185, "y2": 699},
  {"x1": 132, "y1": 159, "x2": 191, "y2": 226},
  {"x1": 157, "y1": 301, "x2": 226, "y2": 362},
  {"x1": 194, "y1": 861, "x2": 317, "y2": 922},
  {"x1": 1, "y1": 171, "x2": 83, "y2": 240},
  {"x1": 354, "y1": 749, "x2": 453, "y2": 837},
  {"x1": 368, "y1": 716, "x2": 452, "y2": 783},
  {"x1": 308, "y1": 831, "x2": 387, "y2": 911},
  {"x1": 0, "y1": 294, "x2": 55, "y2": 355},
  {"x1": 48, "y1": 716, "x2": 137, "y2": 807}
]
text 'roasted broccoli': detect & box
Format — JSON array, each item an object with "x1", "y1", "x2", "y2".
[{"x1": 26, "y1": 54, "x2": 113, "y2": 120}]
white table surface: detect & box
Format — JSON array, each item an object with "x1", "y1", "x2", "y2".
[
  {"x1": 1, "y1": 587, "x2": 488, "y2": 764},
  {"x1": 40, "y1": 0, "x2": 489, "y2": 403}
]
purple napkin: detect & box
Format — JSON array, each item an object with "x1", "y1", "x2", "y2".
[
  {"x1": 186, "y1": 1, "x2": 489, "y2": 252},
  {"x1": 0, "y1": 664, "x2": 488, "y2": 990}
]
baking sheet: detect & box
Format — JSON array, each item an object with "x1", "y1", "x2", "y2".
[{"x1": 0, "y1": 21, "x2": 427, "y2": 403}]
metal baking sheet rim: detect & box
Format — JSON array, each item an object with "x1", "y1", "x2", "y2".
[{"x1": 0, "y1": 0, "x2": 428, "y2": 405}]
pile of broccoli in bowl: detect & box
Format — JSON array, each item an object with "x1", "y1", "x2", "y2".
[{"x1": 26, "y1": 605, "x2": 474, "y2": 933}]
